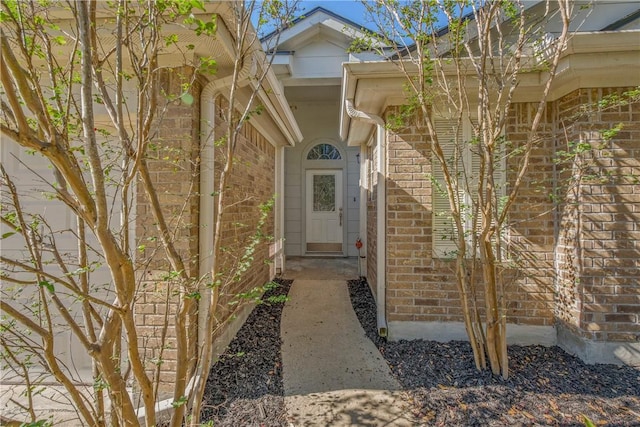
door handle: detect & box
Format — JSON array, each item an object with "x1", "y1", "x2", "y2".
[{"x1": 339, "y1": 208, "x2": 343, "y2": 226}]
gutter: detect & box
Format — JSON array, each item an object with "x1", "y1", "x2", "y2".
[
  {"x1": 215, "y1": 18, "x2": 303, "y2": 147},
  {"x1": 263, "y1": 63, "x2": 304, "y2": 145},
  {"x1": 345, "y1": 99, "x2": 388, "y2": 337},
  {"x1": 250, "y1": 58, "x2": 303, "y2": 146}
]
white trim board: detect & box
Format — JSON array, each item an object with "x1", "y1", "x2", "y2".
[{"x1": 387, "y1": 321, "x2": 557, "y2": 347}]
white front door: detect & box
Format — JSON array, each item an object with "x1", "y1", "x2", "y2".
[{"x1": 306, "y1": 170, "x2": 343, "y2": 253}]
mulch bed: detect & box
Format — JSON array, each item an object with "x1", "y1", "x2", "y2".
[
  {"x1": 199, "y1": 278, "x2": 292, "y2": 427},
  {"x1": 195, "y1": 276, "x2": 639, "y2": 426},
  {"x1": 347, "y1": 277, "x2": 640, "y2": 427}
]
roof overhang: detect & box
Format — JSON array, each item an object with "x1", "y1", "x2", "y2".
[
  {"x1": 340, "y1": 62, "x2": 406, "y2": 146},
  {"x1": 340, "y1": 30, "x2": 640, "y2": 147},
  {"x1": 200, "y1": 5, "x2": 303, "y2": 147},
  {"x1": 262, "y1": 7, "x2": 387, "y2": 52},
  {"x1": 23, "y1": 2, "x2": 303, "y2": 148}
]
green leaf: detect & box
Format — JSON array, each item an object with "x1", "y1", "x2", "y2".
[
  {"x1": 189, "y1": 0, "x2": 206, "y2": 11},
  {"x1": 1, "y1": 232, "x2": 16, "y2": 239},
  {"x1": 93, "y1": 376, "x2": 109, "y2": 392},
  {"x1": 164, "y1": 33, "x2": 178, "y2": 47},
  {"x1": 172, "y1": 395, "x2": 188, "y2": 408},
  {"x1": 582, "y1": 415, "x2": 596, "y2": 427},
  {"x1": 181, "y1": 92, "x2": 194, "y2": 105},
  {"x1": 265, "y1": 295, "x2": 288, "y2": 304},
  {"x1": 20, "y1": 420, "x2": 52, "y2": 427},
  {"x1": 185, "y1": 292, "x2": 201, "y2": 300},
  {"x1": 38, "y1": 280, "x2": 55, "y2": 293},
  {"x1": 198, "y1": 56, "x2": 217, "y2": 75}
]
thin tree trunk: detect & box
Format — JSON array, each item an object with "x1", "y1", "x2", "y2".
[
  {"x1": 77, "y1": 2, "x2": 151, "y2": 423},
  {"x1": 456, "y1": 259, "x2": 485, "y2": 370},
  {"x1": 481, "y1": 237, "x2": 502, "y2": 376},
  {"x1": 135, "y1": 159, "x2": 195, "y2": 427}
]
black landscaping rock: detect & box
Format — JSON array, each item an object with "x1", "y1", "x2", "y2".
[
  {"x1": 199, "y1": 278, "x2": 291, "y2": 427},
  {"x1": 347, "y1": 277, "x2": 640, "y2": 427},
  {"x1": 195, "y1": 276, "x2": 639, "y2": 426}
]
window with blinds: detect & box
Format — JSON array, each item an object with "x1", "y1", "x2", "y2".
[{"x1": 431, "y1": 117, "x2": 505, "y2": 258}]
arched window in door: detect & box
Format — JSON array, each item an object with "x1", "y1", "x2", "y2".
[{"x1": 306, "y1": 143, "x2": 342, "y2": 160}]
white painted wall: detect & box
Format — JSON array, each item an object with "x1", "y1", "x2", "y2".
[
  {"x1": 284, "y1": 98, "x2": 360, "y2": 257},
  {"x1": 291, "y1": 40, "x2": 349, "y2": 79},
  {"x1": 1, "y1": 140, "x2": 119, "y2": 381}
]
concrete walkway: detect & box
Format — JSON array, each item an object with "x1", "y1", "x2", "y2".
[{"x1": 281, "y1": 258, "x2": 413, "y2": 426}]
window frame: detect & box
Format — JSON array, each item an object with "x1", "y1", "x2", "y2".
[
  {"x1": 431, "y1": 117, "x2": 506, "y2": 258},
  {"x1": 306, "y1": 143, "x2": 343, "y2": 160}
]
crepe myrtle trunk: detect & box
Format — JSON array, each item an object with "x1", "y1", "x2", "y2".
[
  {"x1": 354, "y1": 0, "x2": 573, "y2": 379},
  {"x1": 0, "y1": 0, "x2": 218, "y2": 425},
  {"x1": 2, "y1": 0, "x2": 299, "y2": 421}
]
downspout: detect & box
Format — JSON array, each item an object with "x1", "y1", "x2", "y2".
[
  {"x1": 197, "y1": 58, "x2": 253, "y2": 345},
  {"x1": 274, "y1": 145, "x2": 286, "y2": 275},
  {"x1": 345, "y1": 99, "x2": 388, "y2": 337},
  {"x1": 198, "y1": 81, "x2": 219, "y2": 348},
  {"x1": 359, "y1": 142, "x2": 367, "y2": 278},
  {"x1": 139, "y1": 21, "x2": 259, "y2": 422},
  {"x1": 141, "y1": 77, "x2": 230, "y2": 423},
  {"x1": 190, "y1": 60, "x2": 255, "y2": 406}
]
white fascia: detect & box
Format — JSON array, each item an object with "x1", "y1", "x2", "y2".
[
  {"x1": 340, "y1": 61, "x2": 407, "y2": 146},
  {"x1": 253, "y1": 55, "x2": 303, "y2": 147}
]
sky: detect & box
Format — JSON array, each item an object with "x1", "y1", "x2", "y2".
[
  {"x1": 254, "y1": 0, "x2": 374, "y2": 38},
  {"x1": 255, "y1": 1, "x2": 448, "y2": 43},
  {"x1": 295, "y1": 0, "x2": 370, "y2": 26}
]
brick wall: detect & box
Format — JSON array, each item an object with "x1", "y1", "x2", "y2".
[
  {"x1": 503, "y1": 102, "x2": 556, "y2": 327},
  {"x1": 382, "y1": 105, "x2": 556, "y2": 326},
  {"x1": 555, "y1": 89, "x2": 591, "y2": 333},
  {"x1": 373, "y1": 88, "x2": 638, "y2": 347},
  {"x1": 134, "y1": 72, "x2": 277, "y2": 394},
  {"x1": 136, "y1": 66, "x2": 201, "y2": 274},
  {"x1": 385, "y1": 111, "x2": 447, "y2": 322},
  {"x1": 211, "y1": 96, "x2": 276, "y2": 322},
  {"x1": 135, "y1": 66, "x2": 201, "y2": 394},
  {"x1": 556, "y1": 88, "x2": 640, "y2": 342},
  {"x1": 135, "y1": 274, "x2": 184, "y2": 392}
]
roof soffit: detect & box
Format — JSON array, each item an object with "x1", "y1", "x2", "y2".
[
  {"x1": 8, "y1": 2, "x2": 302, "y2": 146},
  {"x1": 341, "y1": 31, "x2": 640, "y2": 146}
]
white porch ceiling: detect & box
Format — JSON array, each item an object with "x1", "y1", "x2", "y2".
[{"x1": 285, "y1": 85, "x2": 341, "y2": 103}]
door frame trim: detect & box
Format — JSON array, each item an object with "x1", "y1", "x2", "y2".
[{"x1": 303, "y1": 168, "x2": 346, "y2": 255}]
